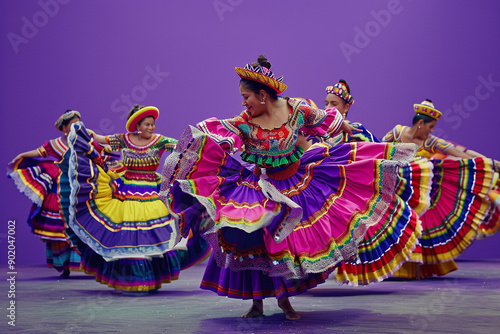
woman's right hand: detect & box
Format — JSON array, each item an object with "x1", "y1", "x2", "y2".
[
  {"x1": 494, "y1": 160, "x2": 500, "y2": 173},
  {"x1": 339, "y1": 120, "x2": 362, "y2": 136},
  {"x1": 9, "y1": 149, "x2": 42, "y2": 164}
]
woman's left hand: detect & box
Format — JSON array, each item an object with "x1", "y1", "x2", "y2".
[{"x1": 10, "y1": 154, "x2": 23, "y2": 164}]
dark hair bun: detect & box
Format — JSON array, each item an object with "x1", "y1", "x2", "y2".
[
  {"x1": 130, "y1": 104, "x2": 142, "y2": 113},
  {"x1": 252, "y1": 55, "x2": 272, "y2": 69},
  {"x1": 425, "y1": 98, "x2": 433, "y2": 103},
  {"x1": 127, "y1": 104, "x2": 144, "y2": 120}
]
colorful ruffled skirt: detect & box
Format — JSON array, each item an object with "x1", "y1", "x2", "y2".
[
  {"x1": 161, "y1": 126, "x2": 416, "y2": 297},
  {"x1": 200, "y1": 254, "x2": 330, "y2": 300},
  {"x1": 393, "y1": 157, "x2": 494, "y2": 278},
  {"x1": 333, "y1": 149, "x2": 431, "y2": 285},
  {"x1": 8, "y1": 157, "x2": 81, "y2": 273},
  {"x1": 58, "y1": 123, "x2": 209, "y2": 291},
  {"x1": 333, "y1": 186, "x2": 422, "y2": 286},
  {"x1": 318, "y1": 128, "x2": 430, "y2": 286}
]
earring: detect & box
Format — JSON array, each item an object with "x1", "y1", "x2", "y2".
[
  {"x1": 418, "y1": 126, "x2": 421, "y2": 129},
  {"x1": 260, "y1": 100, "x2": 266, "y2": 105}
]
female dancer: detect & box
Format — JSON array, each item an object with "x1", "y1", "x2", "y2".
[
  {"x1": 301, "y1": 80, "x2": 429, "y2": 286},
  {"x1": 161, "y1": 56, "x2": 416, "y2": 319},
  {"x1": 382, "y1": 99, "x2": 495, "y2": 278},
  {"x1": 8, "y1": 110, "x2": 84, "y2": 278},
  {"x1": 321, "y1": 81, "x2": 431, "y2": 214},
  {"x1": 323, "y1": 79, "x2": 380, "y2": 144},
  {"x1": 58, "y1": 105, "x2": 210, "y2": 291}
]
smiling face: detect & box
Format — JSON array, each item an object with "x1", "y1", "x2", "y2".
[
  {"x1": 239, "y1": 84, "x2": 267, "y2": 117},
  {"x1": 325, "y1": 94, "x2": 350, "y2": 117},
  {"x1": 136, "y1": 116, "x2": 155, "y2": 139}
]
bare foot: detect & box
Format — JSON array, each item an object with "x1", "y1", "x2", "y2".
[
  {"x1": 284, "y1": 311, "x2": 301, "y2": 320},
  {"x1": 415, "y1": 265, "x2": 425, "y2": 280},
  {"x1": 242, "y1": 300, "x2": 264, "y2": 318},
  {"x1": 278, "y1": 297, "x2": 301, "y2": 320}
]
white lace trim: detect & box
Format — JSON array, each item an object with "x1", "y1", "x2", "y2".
[{"x1": 8, "y1": 171, "x2": 44, "y2": 207}]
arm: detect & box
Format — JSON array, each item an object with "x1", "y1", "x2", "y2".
[
  {"x1": 380, "y1": 125, "x2": 400, "y2": 143},
  {"x1": 103, "y1": 134, "x2": 127, "y2": 152},
  {"x1": 299, "y1": 98, "x2": 344, "y2": 138},
  {"x1": 89, "y1": 132, "x2": 108, "y2": 145},
  {"x1": 425, "y1": 134, "x2": 470, "y2": 159},
  {"x1": 454, "y1": 146, "x2": 500, "y2": 170},
  {"x1": 196, "y1": 116, "x2": 244, "y2": 153},
  {"x1": 10, "y1": 149, "x2": 41, "y2": 163},
  {"x1": 296, "y1": 133, "x2": 312, "y2": 151},
  {"x1": 443, "y1": 146, "x2": 475, "y2": 159},
  {"x1": 339, "y1": 120, "x2": 363, "y2": 136},
  {"x1": 157, "y1": 135, "x2": 178, "y2": 153},
  {"x1": 10, "y1": 138, "x2": 60, "y2": 164}
]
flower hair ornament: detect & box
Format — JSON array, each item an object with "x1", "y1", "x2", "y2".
[
  {"x1": 325, "y1": 80, "x2": 354, "y2": 105},
  {"x1": 54, "y1": 110, "x2": 81, "y2": 131},
  {"x1": 414, "y1": 99, "x2": 442, "y2": 120},
  {"x1": 235, "y1": 61, "x2": 287, "y2": 94}
]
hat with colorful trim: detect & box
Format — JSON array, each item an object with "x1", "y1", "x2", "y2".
[
  {"x1": 126, "y1": 106, "x2": 159, "y2": 132},
  {"x1": 325, "y1": 79, "x2": 354, "y2": 105},
  {"x1": 235, "y1": 55, "x2": 287, "y2": 94},
  {"x1": 413, "y1": 99, "x2": 442, "y2": 120},
  {"x1": 55, "y1": 110, "x2": 81, "y2": 131}
]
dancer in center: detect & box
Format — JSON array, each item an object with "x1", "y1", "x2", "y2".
[{"x1": 161, "y1": 55, "x2": 416, "y2": 319}]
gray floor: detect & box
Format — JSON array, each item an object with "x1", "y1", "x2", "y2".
[{"x1": 1, "y1": 259, "x2": 499, "y2": 334}]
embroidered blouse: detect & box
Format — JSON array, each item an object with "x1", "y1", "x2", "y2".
[
  {"x1": 197, "y1": 97, "x2": 344, "y2": 169},
  {"x1": 105, "y1": 133, "x2": 177, "y2": 180}
]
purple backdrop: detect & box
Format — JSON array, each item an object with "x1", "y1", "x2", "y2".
[{"x1": 1, "y1": 0, "x2": 499, "y2": 267}]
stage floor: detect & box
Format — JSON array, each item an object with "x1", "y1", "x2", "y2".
[{"x1": 1, "y1": 259, "x2": 499, "y2": 333}]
